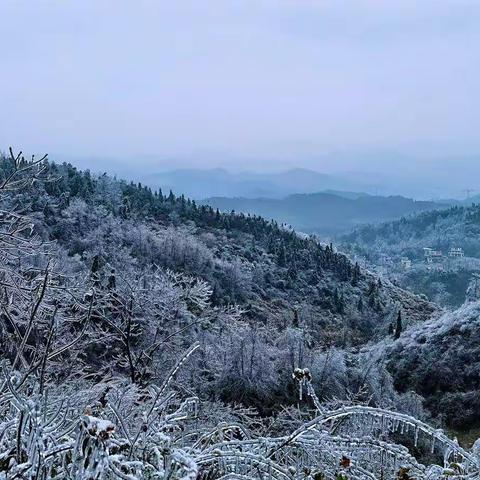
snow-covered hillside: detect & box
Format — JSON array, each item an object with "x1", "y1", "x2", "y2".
[{"x1": 388, "y1": 300, "x2": 480, "y2": 429}]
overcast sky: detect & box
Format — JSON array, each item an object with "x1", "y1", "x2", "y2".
[{"x1": 1, "y1": 0, "x2": 479, "y2": 173}]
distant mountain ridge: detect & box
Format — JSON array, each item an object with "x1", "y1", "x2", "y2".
[
  {"x1": 202, "y1": 192, "x2": 451, "y2": 236},
  {"x1": 57, "y1": 152, "x2": 480, "y2": 200},
  {"x1": 145, "y1": 167, "x2": 378, "y2": 200}
]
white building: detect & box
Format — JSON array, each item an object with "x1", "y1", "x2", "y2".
[
  {"x1": 424, "y1": 247, "x2": 443, "y2": 263},
  {"x1": 449, "y1": 247, "x2": 464, "y2": 258},
  {"x1": 400, "y1": 257, "x2": 412, "y2": 270}
]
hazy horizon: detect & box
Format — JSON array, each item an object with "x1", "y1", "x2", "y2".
[{"x1": 2, "y1": 0, "x2": 480, "y2": 179}]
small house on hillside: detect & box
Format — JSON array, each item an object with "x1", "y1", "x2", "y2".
[
  {"x1": 449, "y1": 247, "x2": 464, "y2": 258},
  {"x1": 400, "y1": 257, "x2": 412, "y2": 270},
  {"x1": 423, "y1": 247, "x2": 443, "y2": 263}
]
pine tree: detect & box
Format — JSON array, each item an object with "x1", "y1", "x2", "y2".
[
  {"x1": 292, "y1": 308, "x2": 299, "y2": 328},
  {"x1": 338, "y1": 293, "x2": 345, "y2": 314},
  {"x1": 394, "y1": 310, "x2": 403, "y2": 339},
  {"x1": 277, "y1": 242, "x2": 287, "y2": 267},
  {"x1": 107, "y1": 269, "x2": 116, "y2": 290},
  {"x1": 333, "y1": 287, "x2": 340, "y2": 306},
  {"x1": 90, "y1": 254, "x2": 102, "y2": 287},
  {"x1": 351, "y1": 262, "x2": 360, "y2": 286},
  {"x1": 357, "y1": 297, "x2": 364, "y2": 312}
]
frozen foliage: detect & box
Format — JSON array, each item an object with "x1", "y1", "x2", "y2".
[
  {"x1": 2, "y1": 361, "x2": 479, "y2": 479},
  {"x1": 387, "y1": 301, "x2": 480, "y2": 428},
  {"x1": 0, "y1": 151, "x2": 479, "y2": 479},
  {"x1": 0, "y1": 349, "x2": 202, "y2": 479}
]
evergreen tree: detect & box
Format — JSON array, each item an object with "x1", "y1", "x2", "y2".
[
  {"x1": 292, "y1": 308, "x2": 299, "y2": 328},
  {"x1": 351, "y1": 262, "x2": 361, "y2": 286},
  {"x1": 107, "y1": 269, "x2": 116, "y2": 290},
  {"x1": 338, "y1": 293, "x2": 345, "y2": 314},
  {"x1": 394, "y1": 310, "x2": 403, "y2": 339},
  {"x1": 334, "y1": 288, "x2": 345, "y2": 313},
  {"x1": 277, "y1": 242, "x2": 287, "y2": 267},
  {"x1": 333, "y1": 287, "x2": 339, "y2": 306},
  {"x1": 357, "y1": 297, "x2": 364, "y2": 312}
]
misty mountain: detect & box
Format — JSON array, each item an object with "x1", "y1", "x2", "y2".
[
  {"x1": 56, "y1": 154, "x2": 480, "y2": 201},
  {"x1": 145, "y1": 167, "x2": 376, "y2": 199},
  {"x1": 203, "y1": 192, "x2": 450, "y2": 236}
]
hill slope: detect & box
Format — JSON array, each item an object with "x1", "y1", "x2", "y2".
[
  {"x1": 2, "y1": 158, "x2": 438, "y2": 411},
  {"x1": 386, "y1": 300, "x2": 480, "y2": 429},
  {"x1": 341, "y1": 205, "x2": 480, "y2": 306},
  {"x1": 342, "y1": 204, "x2": 480, "y2": 259}
]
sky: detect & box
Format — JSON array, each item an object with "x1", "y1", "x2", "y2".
[{"x1": 1, "y1": 0, "x2": 480, "y2": 177}]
